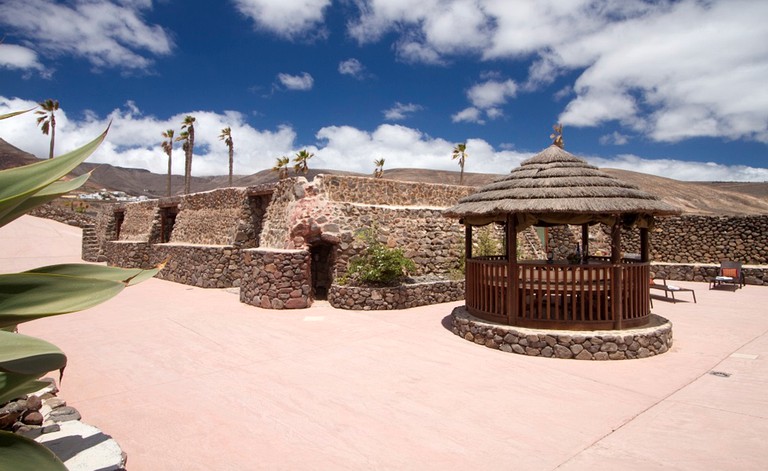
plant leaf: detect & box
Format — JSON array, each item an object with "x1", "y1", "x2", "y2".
[
  {"x1": 0, "y1": 173, "x2": 91, "y2": 228},
  {"x1": 0, "y1": 372, "x2": 50, "y2": 405},
  {"x1": 0, "y1": 273, "x2": 126, "y2": 328},
  {"x1": 0, "y1": 108, "x2": 35, "y2": 121},
  {"x1": 0, "y1": 431, "x2": 68, "y2": 471},
  {"x1": 0, "y1": 126, "x2": 108, "y2": 226},
  {"x1": 24, "y1": 262, "x2": 164, "y2": 287},
  {"x1": 0, "y1": 331, "x2": 66, "y2": 376}
]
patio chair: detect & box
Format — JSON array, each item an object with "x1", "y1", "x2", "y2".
[
  {"x1": 650, "y1": 277, "x2": 697, "y2": 303},
  {"x1": 709, "y1": 261, "x2": 745, "y2": 289}
]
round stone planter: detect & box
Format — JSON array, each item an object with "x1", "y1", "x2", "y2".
[{"x1": 451, "y1": 305, "x2": 673, "y2": 360}]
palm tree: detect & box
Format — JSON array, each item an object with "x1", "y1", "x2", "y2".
[
  {"x1": 161, "y1": 129, "x2": 174, "y2": 196},
  {"x1": 180, "y1": 115, "x2": 196, "y2": 193},
  {"x1": 219, "y1": 127, "x2": 234, "y2": 186},
  {"x1": 36, "y1": 99, "x2": 59, "y2": 159},
  {"x1": 452, "y1": 142, "x2": 468, "y2": 185},
  {"x1": 293, "y1": 149, "x2": 313, "y2": 175},
  {"x1": 373, "y1": 158, "x2": 385, "y2": 178},
  {"x1": 550, "y1": 123, "x2": 564, "y2": 148},
  {"x1": 272, "y1": 156, "x2": 290, "y2": 180},
  {"x1": 175, "y1": 130, "x2": 190, "y2": 192}
]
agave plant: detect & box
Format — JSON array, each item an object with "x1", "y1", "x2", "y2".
[{"x1": 0, "y1": 114, "x2": 162, "y2": 469}]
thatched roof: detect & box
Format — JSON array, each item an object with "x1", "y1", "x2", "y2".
[{"x1": 444, "y1": 145, "x2": 681, "y2": 228}]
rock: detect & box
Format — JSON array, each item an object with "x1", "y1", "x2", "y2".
[
  {"x1": 570, "y1": 344, "x2": 584, "y2": 355},
  {"x1": 49, "y1": 406, "x2": 81, "y2": 423},
  {"x1": 593, "y1": 352, "x2": 609, "y2": 361},
  {"x1": 541, "y1": 346, "x2": 553, "y2": 357},
  {"x1": 554, "y1": 344, "x2": 573, "y2": 359},
  {"x1": 23, "y1": 411, "x2": 44, "y2": 426},
  {"x1": 26, "y1": 395, "x2": 43, "y2": 411},
  {"x1": 499, "y1": 344, "x2": 512, "y2": 353},
  {"x1": 464, "y1": 332, "x2": 474, "y2": 342},
  {"x1": 44, "y1": 398, "x2": 66, "y2": 410},
  {"x1": 637, "y1": 347, "x2": 651, "y2": 359},
  {"x1": 511, "y1": 344, "x2": 525, "y2": 354},
  {"x1": 600, "y1": 342, "x2": 618, "y2": 353},
  {"x1": 575, "y1": 349, "x2": 593, "y2": 360}
]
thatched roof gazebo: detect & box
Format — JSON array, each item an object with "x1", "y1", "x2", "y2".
[{"x1": 444, "y1": 142, "x2": 680, "y2": 331}]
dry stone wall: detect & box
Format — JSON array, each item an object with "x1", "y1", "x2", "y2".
[
  {"x1": 329, "y1": 280, "x2": 465, "y2": 310},
  {"x1": 170, "y1": 188, "x2": 251, "y2": 246},
  {"x1": 451, "y1": 307, "x2": 673, "y2": 360},
  {"x1": 240, "y1": 248, "x2": 311, "y2": 309},
  {"x1": 320, "y1": 175, "x2": 473, "y2": 207},
  {"x1": 118, "y1": 200, "x2": 158, "y2": 242}
]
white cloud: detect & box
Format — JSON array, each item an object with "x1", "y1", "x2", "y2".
[
  {"x1": 1, "y1": 96, "x2": 765, "y2": 183},
  {"x1": 0, "y1": 97, "x2": 296, "y2": 177},
  {"x1": 454, "y1": 77, "x2": 517, "y2": 123},
  {"x1": 383, "y1": 102, "x2": 423, "y2": 121},
  {"x1": 345, "y1": 1, "x2": 768, "y2": 145},
  {"x1": 0, "y1": 0, "x2": 173, "y2": 72},
  {"x1": 277, "y1": 72, "x2": 314, "y2": 91},
  {"x1": 451, "y1": 107, "x2": 483, "y2": 124},
  {"x1": 234, "y1": 0, "x2": 331, "y2": 40},
  {"x1": 0, "y1": 44, "x2": 44, "y2": 72},
  {"x1": 599, "y1": 132, "x2": 629, "y2": 146},
  {"x1": 338, "y1": 58, "x2": 366, "y2": 79}
]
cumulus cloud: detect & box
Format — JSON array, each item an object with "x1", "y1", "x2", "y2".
[
  {"x1": 0, "y1": 97, "x2": 296, "y2": 177},
  {"x1": 599, "y1": 131, "x2": 629, "y2": 146},
  {"x1": 234, "y1": 0, "x2": 331, "y2": 40},
  {"x1": 383, "y1": 102, "x2": 423, "y2": 121},
  {"x1": 453, "y1": 77, "x2": 517, "y2": 123},
  {"x1": 338, "y1": 58, "x2": 366, "y2": 79},
  {"x1": 0, "y1": 0, "x2": 173, "y2": 72},
  {"x1": 344, "y1": 0, "x2": 768, "y2": 145},
  {"x1": 0, "y1": 44, "x2": 44, "y2": 72},
  {"x1": 451, "y1": 107, "x2": 483, "y2": 124},
  {"x1": 1, "y1": 96, "x2": 765, "y2": 182},
  {"x1": 277, "y1": 72, "x2": 314, "y2": 91}
]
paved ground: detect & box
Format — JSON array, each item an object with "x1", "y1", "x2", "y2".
[{"x1": 3, "y1": 216, "x2": 767, "y2": 470}]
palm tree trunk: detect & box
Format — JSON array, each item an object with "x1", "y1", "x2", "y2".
[
  {"x1": 48, "y1": 117, "x2": 56, "y2": 159},
  {"x1": 166, "y1": 150, "x2": 172, "y2": 197},
  {"x1": 186, "y1": 127, "x2": 194, "y2": 194},
  {"x1": 228, "y1": 147, "x2": 233, "y2": 187}
]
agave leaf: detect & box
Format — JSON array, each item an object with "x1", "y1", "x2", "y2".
[
  {"x1": 0, "y1": 126, "x2": 108, "y2": 225},
  {"x1": 24, "y1": 262, "x2": 164, "y2": 287},
  {"x1": 0, "y1": 431, "x2": 67, "y2": 471},
  {"x1": 0, "y1": 372, "x2": 50, "y2": 405},
  {"x1": 0, "y1": 331, "x2": 66, "y2": 376},
  {"x1": 0, "y1": 273, "x2": 126, "y2": 328},
  {"x1": 0, "y1": 108, "x2": 35, "y2": 121},
  {"x1": 0, "y1": 173, "x2": 91, "y2": 228}
]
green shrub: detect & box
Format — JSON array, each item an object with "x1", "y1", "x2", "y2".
[{"x1": 344, "y1": 227, "x2": 415, "y2": 286}]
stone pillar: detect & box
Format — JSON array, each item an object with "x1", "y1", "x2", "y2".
[{"x1": 240, "y1": 248, "x2": 312, "y2": 309}]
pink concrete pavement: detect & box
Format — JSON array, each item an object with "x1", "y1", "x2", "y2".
[{"x1": 3, "y1": 215, "x2": 767, "y2": 470}]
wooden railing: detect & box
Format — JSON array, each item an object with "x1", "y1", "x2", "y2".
[{"x1": 465, "y1": 258, "x2": 650, "y2": 330}]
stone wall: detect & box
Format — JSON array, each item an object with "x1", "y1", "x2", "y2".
[
  {"x1": 650, "y1": 216, "x2": 768, "y2": 265},
  {"x1": 118, "y1": 200, "x2": 159, "y2": 242},
  {"x1": 320, "y1": 174, "x2": 473, "y2": 207},
  {"x1": 451, "y1": 307, "x2": 673, "y2": 360},
  {"x1": 651, "y1": 262, "x2": 768, "y2": 286},
  {"x1": 328, "y1": 280, "x2": 465, "y2": 310},
  {"x1": 259, "y1": 175, "x2": 467, "y2": 278},
  {"x1": 169, "y1": 188, "x2": 251, "y2": 246},
  {"x1": 30, "y1": 203, "x2": 95, "y2": 228},
  {"x1": 240, "y1": 248, "x2": 311, "y2": 309}
]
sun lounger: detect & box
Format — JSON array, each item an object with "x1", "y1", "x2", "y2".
[{"x1": 650, "y1": 278, "x2": 697, "y2": 303}]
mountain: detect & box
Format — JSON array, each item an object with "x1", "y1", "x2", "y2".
[{"x1": 1, "y1": 139, "x2": 766, "y2": 215}]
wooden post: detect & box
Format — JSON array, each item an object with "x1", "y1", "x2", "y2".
[
  {"x1": 581, "y1": 224, "x2": 589, "y2": 260},
  {"x1": 465, "y1": 224, "x2": 472, "y2": 260},
  {"x1": 507, "y1": 214, "x2": 518, "y2": 325},
  {"x1": 640, "y1": 227, "x2": 649, "y2": 263},
  {"x1": 611, "y1": 219, "x2": 623, "y2": 330}
]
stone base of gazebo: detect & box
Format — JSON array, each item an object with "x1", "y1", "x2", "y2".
[{"x1": 451, "y1": 306, "x2": 673, "y2": 360}]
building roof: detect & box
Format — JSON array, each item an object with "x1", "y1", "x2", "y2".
[{"x1": 444, "y1": 144, "x2": 681, "y2": 228}]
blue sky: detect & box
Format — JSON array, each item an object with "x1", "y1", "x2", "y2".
[{"x1": 0, "y1": 0, "x2": 767, "y2": 181}]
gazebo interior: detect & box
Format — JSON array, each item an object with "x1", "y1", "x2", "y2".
[{"x1": 445, "y1": 139, "x2": 680, "y2": 331}]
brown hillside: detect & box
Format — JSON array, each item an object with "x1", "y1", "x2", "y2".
[{"x1": 1, "y1": 139, "x2": 766, "y2": 215}]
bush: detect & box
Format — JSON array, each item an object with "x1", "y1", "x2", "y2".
[{"x1": 343, "y1": 227, "x2": 416, "y2": 286}]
